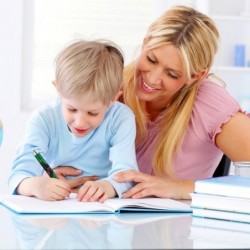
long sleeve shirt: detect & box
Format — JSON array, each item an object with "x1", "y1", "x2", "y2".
[{"x1": 8, "y1": 99, "x2": 138, "y2": 197}]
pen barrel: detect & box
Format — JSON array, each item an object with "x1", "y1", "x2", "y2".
[{"x1": 34, "y1": 152, "x2": 57, "y2": 178}]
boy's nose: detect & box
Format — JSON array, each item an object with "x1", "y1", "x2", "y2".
[{"x1": 75, "y1": 115, "x2": 88, "y2": 128}]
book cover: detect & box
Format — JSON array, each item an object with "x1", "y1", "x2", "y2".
[
  {"x1": 194, "y1": 175, "x2": 250, "y2": 198},
  {"x1": 0, "y1": 194, "x2": 192, "y2": 214},
  {"x1": 190, "y1": 192, "x2": 250, "y2": 214}
]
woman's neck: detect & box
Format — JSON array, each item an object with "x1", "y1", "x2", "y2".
[{"x1": 145, "y1": 102, "x2": 169, "y2": 122}]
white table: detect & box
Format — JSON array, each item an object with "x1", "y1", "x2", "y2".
[{"x1": 0, "y1": 203, "x2": 249, "y2": 249}]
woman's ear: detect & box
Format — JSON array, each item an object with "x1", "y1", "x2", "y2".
[
  {"x1": 194, "y1": 69, "x2": 208, "y2": 81},
  {"x1": 188, "y1": 69, "x2": 208, "y2": 85}
]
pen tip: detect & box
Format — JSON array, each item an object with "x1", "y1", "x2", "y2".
[{"x1": 33, "y1": 150, "x2": 37, "y2": 155}]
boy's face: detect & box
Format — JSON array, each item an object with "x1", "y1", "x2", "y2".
[{"x1": 61, "y1": 96, "x2": 112, "y2": 138}]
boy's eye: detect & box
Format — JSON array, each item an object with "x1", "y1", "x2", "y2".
[
  {"x1": 88, "y1": 112, "x2": 99, "y2": 116},
  {"x1": 68, "y1": 108, "x2": 77, "y2": 113}
]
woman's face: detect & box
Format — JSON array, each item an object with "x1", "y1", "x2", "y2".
[{"x1": 134, "y1": 44, "x2": 195, "y2": 108}]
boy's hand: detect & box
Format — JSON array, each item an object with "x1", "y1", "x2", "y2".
[
  {"x1": 76, "y1": 180, "x2": 115, "y2": 203},
  {"x1": 17, "y1": 175, "x2": 71, "y2": 201}
]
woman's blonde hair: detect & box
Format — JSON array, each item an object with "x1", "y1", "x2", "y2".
[
  {"x1": 55, "y1": 39, "x2": 124, "y2": 105},
  {"x1": 122, "y1": 5, "x2": 219, "y2": 177}
]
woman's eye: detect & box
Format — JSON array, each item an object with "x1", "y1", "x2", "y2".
[
  {"x1": 165, "y1": 70, "x2": 179, "y2": 80},
  {"x1": 167, "y1": 73, "x2": 178, "y2": 79},
  {"x1": 146, "y1": 55, "x2": 156, "y2": 64}
]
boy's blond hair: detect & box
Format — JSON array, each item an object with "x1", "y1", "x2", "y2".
[{"x1": 55, "y1": 39, "x2": 124, "y2": 105}]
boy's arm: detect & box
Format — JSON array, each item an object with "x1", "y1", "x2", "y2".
[{"x1": 106, "y1": 104, "x2": 139, "y2": 197}]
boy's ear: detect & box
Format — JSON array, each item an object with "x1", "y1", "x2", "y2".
[
  {"x1": 52, "y1": 80, "x2": 56, "y2": 87},
  {"x1": 52, "y1": 80, "x2": 60, "y2": 94},
  {"x1": 112, "y1": 90, "x2": 122, "y2": 102},
  {"x1": 108, "y1": 90, "x2": 122, "y2": 108}
]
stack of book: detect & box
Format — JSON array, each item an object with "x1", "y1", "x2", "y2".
[{"x1": 190, "y1": 175, "x2": 250, "y2": 223}]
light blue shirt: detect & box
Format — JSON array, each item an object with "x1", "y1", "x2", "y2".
[{"x1": 8, "y1": 99, "x2": 138, "y2": 197}]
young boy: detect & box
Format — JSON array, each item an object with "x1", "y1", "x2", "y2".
[{"x1": 8, "y1": 39, "x2": 138, "y2": 202}]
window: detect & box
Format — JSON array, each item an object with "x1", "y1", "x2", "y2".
[{"x1": 21, "y1": 0, "x2": 156, "y2": 110}]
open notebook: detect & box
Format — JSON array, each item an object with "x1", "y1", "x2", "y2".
[{"x1": 0, "y1": 194, "x2": 191, "y2": 214}]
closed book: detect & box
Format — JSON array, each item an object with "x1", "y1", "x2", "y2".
[
  {"x1": 192, "y1": 207, "x2": 250, "y2": 223},
  {"x1": 194, "y1": 175, "x2": 250, "y2": 198},
  {"x1": 190, "y1": 192, "x2": 250, "y2": 214}
]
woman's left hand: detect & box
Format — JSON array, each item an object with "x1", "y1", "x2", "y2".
[
  {"x1": 53, "y1": 166, "x2": 98, "y2": 193},
  {"x1": 113, "y1": 170, "x2": 194, "y2": 200}
]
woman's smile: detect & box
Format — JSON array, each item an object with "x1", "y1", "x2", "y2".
[{"x1": 141, "y1": 78, "x2": 160, "y2": 93}]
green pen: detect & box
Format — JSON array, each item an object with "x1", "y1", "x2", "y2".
[{"x1": 33, "y1": 150, "x2": 58, "y2": 178}]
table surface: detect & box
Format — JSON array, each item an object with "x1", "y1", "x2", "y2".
[{"x1": 1, "y1": 202, "x2": 250, "y2": 249}]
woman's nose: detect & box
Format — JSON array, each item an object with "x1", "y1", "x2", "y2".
[{"x1": 147, "y1": 68, "x2": 163, "y2": 85}]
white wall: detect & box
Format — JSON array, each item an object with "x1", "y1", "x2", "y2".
[
  {"x1": 0, "y1": 0, "x2": 196, "y2": 194},
  {"x1": 0, "y1": 0, "x2": 30, "y2": 193},
  {"x1": 0, "y1": 0, "x2": 244, "y2": 194}
]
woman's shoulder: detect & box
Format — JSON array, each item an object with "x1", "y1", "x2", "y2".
[
  {"x1": 196, "y1": 78, "x2": 239, "y2": 110},
  {"x1": 198, "y1": 77, "x2": 226, "y2": 94},
  {"x1": 192, "y1": 78, "x2": 240, "y2": 139}
]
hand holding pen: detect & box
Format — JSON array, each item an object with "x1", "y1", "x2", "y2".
[{"x1": 30, "y1": 150, "x2": 70, "y2": 200}]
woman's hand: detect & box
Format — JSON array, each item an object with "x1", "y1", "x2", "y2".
[
  {"x1": 54, "y1": 166, "x2": 98, "y2": 193},
  {"x1": 113, "y1": 170, "x2": 194, "y2": 200}
]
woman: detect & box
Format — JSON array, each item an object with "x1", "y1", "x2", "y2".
[{"x1": 56, "y1": 5, "x2": 250, "y2": 199}]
